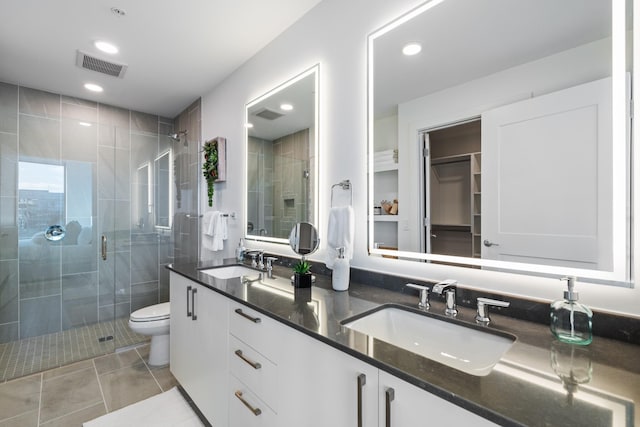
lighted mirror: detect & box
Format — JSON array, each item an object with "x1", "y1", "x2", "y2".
[
  {"x1": 368, "y1": 0, "x2": 632, "y2": 284},
  {"x1": 155, "y1": 150, "x2": 172, "y2": 229},
  {"x1": 245, "y1": 65, "x2": 319, "y2": 244}
]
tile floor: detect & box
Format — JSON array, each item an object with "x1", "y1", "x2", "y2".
[
  {"x1": 0, "y1": 344, "x2": 177, "y2": 426},
  {"x1": 0, "y1": 318, "x2": 149, "y2": 382}
]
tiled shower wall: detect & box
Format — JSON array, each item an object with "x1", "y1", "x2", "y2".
[
  {"x1": 0, "y1": 82, "x2": 200, "y2": 345},
  {"x1": 272, "y1": 129, "x2": 310, "y2": 238}
]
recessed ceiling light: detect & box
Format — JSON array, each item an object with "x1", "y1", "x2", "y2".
[
  {"x1": 84, "y1": 83, "x2": 103, "y2": 93},
  {"x1": 95, "y1": 40, "x2": 118, "y2": 54},
  {"x1": 402, "y1": 42, "x2": 422, "y2": 56},
  {"x1": 78, "y1": 122, "x2": 92, "y2": 127},
  {"x1": 280, "y1": 103, "x2": 293, "y2": 111}
]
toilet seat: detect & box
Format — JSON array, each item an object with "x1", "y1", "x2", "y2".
[{"x1": 130, "y1": 302, "x2": 170, "y2": 322}]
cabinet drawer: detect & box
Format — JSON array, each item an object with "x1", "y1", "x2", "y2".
[
  {"x1": 229, "y1": 303, "x2": 282, "y2": 363},
  {"x1": 229, "y1": 374, "x2": 277, "y2": 427},
  {"x1": 229, "y1": 335, "x2": 278, "y2": 412}
]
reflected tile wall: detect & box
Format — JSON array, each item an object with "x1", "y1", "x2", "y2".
[{"x1": 0, "y1": 81, "x2": 199, "y2": 345}]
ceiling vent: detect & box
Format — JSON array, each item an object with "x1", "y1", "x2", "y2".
[
  {"x1": 76, "y1": 50, "x2": 127, "y2": 78},
  {"x1": 254, "y1": 108, "x2": 284, "y2": 120}
]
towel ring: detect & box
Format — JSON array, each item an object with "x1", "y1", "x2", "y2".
[{"x1": 331, "y1": 180, "x2": 352, "y2": 207}]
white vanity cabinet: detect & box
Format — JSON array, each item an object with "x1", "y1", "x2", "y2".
[
  {"x1": 169, "y1": 273, "x2": 499, "y2": 426},
  {"x1": 169, "y1": 272, "x2": 229, "y2": 426},
  {"x1": 228, "y1": 302, "x2": 282, "y2": 426},
  {"x1": 278, "y1": 326, "x2": 379, "y2": 427},
  {"x1": 378, "y1": 371, "x2": 498, "y2": 427}
]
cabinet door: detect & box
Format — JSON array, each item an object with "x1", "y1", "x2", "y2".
[
  {"x1": 169, "y1": 272, "x2": 192, "y2": 386},
  {"x1": 169, "y1": 273, "x2": 229, "y2": 425},
  {"x1": 279, "y1": 328, "x2": 379, "y2": 427},
  {"x1": 378, "y1": 371, "x2": 497, "y2": 427}
]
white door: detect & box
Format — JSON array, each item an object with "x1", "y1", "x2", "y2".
[{"x1": 481, "y1": 77, "x2": 612, "y2": 270}]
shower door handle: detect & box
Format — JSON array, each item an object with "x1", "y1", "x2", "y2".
[{"x1": 101, "y1": 235, "x2": 107, "y2": 260}]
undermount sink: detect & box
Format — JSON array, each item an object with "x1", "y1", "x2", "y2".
[
  {"x1": 199, "y1": 265, "x2": 261, "y2": 280},
  {"x1": 342, "y1": 306, "x2": 515, "y2": 376}
]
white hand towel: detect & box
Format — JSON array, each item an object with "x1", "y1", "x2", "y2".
[
  {"x1": 212, "y1": 213, "x2": 228, "y2": 250},
  {"x1": 325, "y1": 206, "x2": 354, "y2": 269},
  {"x1": 202, "y1": 211, "x2": 216, "y2": 236},
  {"x1": 202, "y1": 211, "x2": 224, "y2": 251}
]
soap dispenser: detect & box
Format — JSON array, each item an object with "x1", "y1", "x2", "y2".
[
  {"x1": 332, "y1": 247, "x2": 350, "y2": 291},
  {"x1": 235, "y1": 238, "x2": 245, "y2": 262},
  {"x1": 550, "y1": 276, "x2": 593, "y2": 345}
]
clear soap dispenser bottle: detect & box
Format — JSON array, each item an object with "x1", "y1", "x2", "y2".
[
  {"x1": 235, "y1": 238, "x2": 245, "y2": 262},
  {"x1": 550, "y1": 276, "x2": 593, "y2": 345}
]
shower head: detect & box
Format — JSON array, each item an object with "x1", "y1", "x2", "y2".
[{"x1": 168, "y1": 130, "x2": 188, "y2": 142}]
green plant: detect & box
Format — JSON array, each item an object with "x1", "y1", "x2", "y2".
[
  {"x1": 202, "y1": 140, "x2": 219, "y2": 207},
  {"x1": 293, "y1": 259, "x2": 311, "y2": 275}
]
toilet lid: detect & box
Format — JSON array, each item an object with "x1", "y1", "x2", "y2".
[{"x1": 131, "y1": 302, "x2": 170, "y2": 321}]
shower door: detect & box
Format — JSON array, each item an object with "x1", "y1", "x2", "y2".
[{"x1": 0, "y1": 84, "x2": 119, "y2": 381}]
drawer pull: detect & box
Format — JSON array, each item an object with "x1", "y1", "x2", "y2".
[
  {"x1": 235, "y1": 349, "x2": 262, "y2": 370},
  {"x1": 385, "y1": 387, "x2": 395, "y2": 427},
  {"x1": 191, "y1": 288, "x2": 198, "y2": 321},
  {"x1": 235, "y1": 391, "x2": 262, "y2": 416},
  {"x1": 186, "y1": 286, "x2": 192, "y2": 317},
  {"x1": 357, "y1": 373, "x2": 366, "y2": 427},
  {"x1": 234, "y1": 308, "x2": 261, "y2": 323}
]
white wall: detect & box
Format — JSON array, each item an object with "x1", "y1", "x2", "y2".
[{"x1": 201, "y1": 0, "x2": 640, "y2": 318}]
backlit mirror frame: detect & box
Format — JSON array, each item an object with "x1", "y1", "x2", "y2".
[
  {"x1": 245, "y1": 64, "x2": 320, "y2": 245},
  {"x1": 367, "y1": 0, "x2": 632, "y2": 285}
]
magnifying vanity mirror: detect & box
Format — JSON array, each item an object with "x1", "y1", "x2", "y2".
[
  {"x1": 289, "y1": 222, "x2": 320, "y2": 256},
  {"x1": 245, "y1": 65, "x2": 319, "y2": 245},
  {"x1": 368, "y1": 0, "x2": 633, "y2": 284}
]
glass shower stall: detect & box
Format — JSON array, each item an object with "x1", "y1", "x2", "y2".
[{"x1": 0, "y1": 84, "x2": 198, "y2": 381}]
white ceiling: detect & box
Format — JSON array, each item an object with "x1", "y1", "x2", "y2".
[
  {"x1": 373, "y1": 0, "x2": 614, "y2": 118},
  {"x1": 0, "y1": 0, "x2": 322, "y2": 118}
]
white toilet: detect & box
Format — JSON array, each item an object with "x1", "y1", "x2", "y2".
[{"x1": 129, "y1": 302, "x2": 171, "y2": 366}]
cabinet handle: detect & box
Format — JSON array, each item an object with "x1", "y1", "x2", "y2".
[
  {"x1": 385, "y1": 387, "x2": 395, "y2": 427},
  {"x1": 186, "y1": 286, "x2": 192, "y2": 317},
  {"x1": 191, "y1": 288, "x2": 197, "y2": 321},
  {"x1": 234, "y1": 391, "x2": 262, "y2": 416},
  {"x1": 235, "y1": 350, "x2": 262, "y2": 369},
  {"x1": 357, "y1": 374, "x2": 366, "y2": 427},
  {"x1": 234, "y1": 308, "x2": 261, "y2": 323}
]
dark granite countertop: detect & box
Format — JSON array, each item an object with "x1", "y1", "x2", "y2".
[{"x1": 168, "y1": 260, "x2": 640, "y2": 427}]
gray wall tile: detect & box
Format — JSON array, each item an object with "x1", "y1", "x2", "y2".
[
  {"x1": 19, "y1": 115, "x2": 60, "y2": 160},
  {"x1": 19, "y1": 87, "x2": 60, "y2": 119},
  {"x1": 131, "y1": 111, "x2": 158, "y2": 135},
  {"x1": 0, "y1": 82, "x2": 18, "y2": 133},
  {"x1": 0, "y1": 259, "x2": 18, "y2": 323},
  {"x1": 20, "y1": 295, "x2": 61, "y2": 338},
  {"x1": 0, "y1": 132, "x2": 18, "y2": 198},
  {"x1": 0, "y1": 321, "x2": 18, "y2": 343},
  {"x1": 62, "y1": 272, "x2": 98, "y2": 329}
]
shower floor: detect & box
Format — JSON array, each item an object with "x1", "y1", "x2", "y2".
[{"x1": 0, "y1": 317, "x2": 149, "y2": 382}]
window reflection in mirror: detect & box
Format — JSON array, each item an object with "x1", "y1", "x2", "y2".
[
  {"x1": 368, "y1": 0, "x2": 632, "y2": 283},
  {"x1": 245, "y1": 65, "x2": 319, "y2": 243}
]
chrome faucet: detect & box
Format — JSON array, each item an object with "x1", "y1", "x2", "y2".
[
  {"x1": 245, "y1": 250, "x2": 264, "y2": 269},
  {"x1": 265, "y1": 256, "x2": 278, "y2": 278},
  {"x1": 431, "y1": 279, "x2": 458, "y2": 316},
  {"x1": 405, "y1": 283, "x2": 430, "y2": 309},
  {"x1": 475, "y1": 297, "x2": 510, "y2": 324}
]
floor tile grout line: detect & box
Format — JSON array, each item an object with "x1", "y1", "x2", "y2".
[
  {"x1": 37, "y1": 372, "x2": 43, "y2": 426},
  {"x1": 39, "y1": 399, "x2": 105, "y2": 426},
  {"x1": 136, "y1": 346, "x2": 164, "y2": 392},
  {"x1": 93, "y1": 358, "x2": 110, "y2": 414}
]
